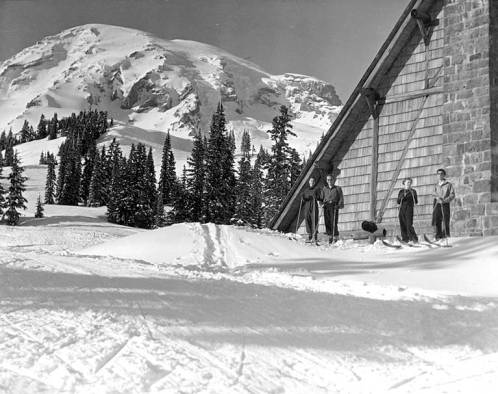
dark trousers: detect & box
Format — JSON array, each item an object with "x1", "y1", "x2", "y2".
[
  {"x1": 304, "y1": 201, "x2": 319, "y2": 240},
  {"x1": 398, "y1": 204, "x2": 418, "y2": 242},
  {"x1": 432, "y1": 203, "x2": 451, "y2": 239},
  {"x1": 323, "y1": 204, "x2": 339, "y2": 237}
]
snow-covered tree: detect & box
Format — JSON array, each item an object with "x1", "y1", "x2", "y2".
[{"x1": 3, "y1": 153, "x2": 27, "y2": 225}]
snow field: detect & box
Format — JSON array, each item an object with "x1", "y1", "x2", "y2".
[{"x1": 0, "y1": 166, "x2": 498, "y2": 393}]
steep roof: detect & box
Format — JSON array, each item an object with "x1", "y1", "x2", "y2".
[{"x1": 270, "y1": 0, "x2": 438, "y2": 231}]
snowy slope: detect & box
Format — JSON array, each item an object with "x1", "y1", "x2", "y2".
[
  {"x1": 0, "y1": 24, "x2": 342, "y2": 169},
  {"x1": 1, "y1": 167, "x2": 498, "y2": 393}
]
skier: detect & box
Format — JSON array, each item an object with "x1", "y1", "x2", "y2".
[
  {"x1": 431, "y1": 168, "x2": 455, "y2": 240},
  {"x1": 319, "y1": 174, "x2": 344, "y2": 243},
  {"x1": 300, "y1": 177, "x2": 321, "y2": 242},
  {"x1": 397, "y1": 177, "x2": 418, "y2": 244}
]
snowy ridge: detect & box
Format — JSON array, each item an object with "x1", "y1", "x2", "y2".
[{"x1": 0, "y1": 24, "x2": 342, "y2": 169}]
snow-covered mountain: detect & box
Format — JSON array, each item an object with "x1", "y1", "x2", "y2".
[{"x1": 0, "y1": 24, "x2": 342, "y2": 168}]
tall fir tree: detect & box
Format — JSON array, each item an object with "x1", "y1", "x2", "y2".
[
  {"x1": 35, "y1": 195, "x2": 44, "y2": 218},
  {"x1": 88, "y1": 148, "x2": 106, "y2": 206},
  {"x1": 0, "y1": 166, "x2": 5, "y2": 217},
  {"x1": 158, "y1": 132, "x2": 177, "y2": 204},
  {"x1": 234, "y1": 131, "x2": 253, "y2": 223},
  {"x1": 249, "y1": 149, "x2": 264, "y2": 228},
  {"x1": 146, "y1": 147, "x2": 157, "y2": 214},
  {"x1": 79, "y1": 141, "x2": 96, "y2": 205},
  {"x1": 4, "y1": 153, "x2": 27, "y2": 225},
  {"x1": 204, "y1": 102, "x2": 236, "y2": 224},
  {"x1": 58, "y1": 142, "x2": 81, "y2": 205},
  {"x1": 154, "y1": 189, "x2": 166, "y2": 227},
  {"x1": 263, "y1": 105, "x2": 296, "y2": 225},
  {"x1": 172, "y1": 166, "x2": 189, "y2": 223},
  {"x1": 44, "y1": 159, "x2": 57, "y2": 204},
  {"x1": 37, "y1": 114, "x2": 47, "y2": 139},
  {"x1": 185, "y1": 132, "x2": 205, "y2": 222},
  {"x1": 289, "y1": 147, "x2": 302, "y2": 187}
]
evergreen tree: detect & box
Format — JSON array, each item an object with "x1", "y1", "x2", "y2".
[
  {"x1": 289, "y1": 147, "x2": 302, "y2": 187},
  {"x1": 20, "y1": 120, "x2": 31, "y2": 143},
  {"x1": 59, "y1": 144, "x2": 81, "y2": 205},
  {"x1": 171, "y1": 167, "x2": 189, "y2": 223},
  {"x1": 146, "y1": 147, "x2": 157, "y2": 214},
  {"x1": 185, "y1": 132, "x2": 205, "y2": 222},
  {"x1": 4, "y1": 153, "x2": 27, "y2": 225},
  {"x1": 249, "y1": 149, "x2": 264, "y2": 228},
  {"x1": 79, "y1": 141, "x2": 96, "y2": 205},
  {"x1": 107, "y1": 150, "x2": 129, "y2": 225},
  {"x1": 154, "y1": 189, "x2": 166, "y2": 227},
  {"x1": 88, "y1": 148, "x2": 105, "y2": 206},
  {"x1": 0, "y1": 131, "x2": 6, "y2": 152},
  {"x1": 234, "y1": 132, "x2": 253, "y2": 224},
  {"x1": 204, "y1": 102, "x2": 236, "y2": 224},
  {"x1": 37, "y1": 114, "x2": 47, "y2": 139},
  {"x1": 0, "y1": 166, "x2": 5, "y2": 217},
  {"x1": 35, "y1": 195, "x2": 44, "y2": 218},
  {"x1": 4, "y1": 142, "x2": 14, "y2": 167},
  {"x1": 240, "y1": 130, "x2": 251, "y2": 156},
  {"x1": 44, "y1": 159, "x2": 57, "y2": 204},
  {"x1": 158, "y1": 132, "x2": 177, "y2": 204},
  {"x1": 263, "y1": 105, "x2": 296, "y2": 225}
]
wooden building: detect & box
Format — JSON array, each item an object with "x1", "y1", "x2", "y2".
[{"x1": 270, "y1": 0, "x2": 498, "y2": 237}]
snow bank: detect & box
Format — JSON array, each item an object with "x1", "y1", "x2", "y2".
[{"x1": 80, "y1": 222, "x2": 498, "y2": 297}]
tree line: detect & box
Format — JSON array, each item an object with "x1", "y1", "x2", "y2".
[
  {"x1": 1, "y1": 104, "x2": 302, "y2": 228},
  {"x1": 41, "y1": 103, "x2": 302, "y2": 229}
]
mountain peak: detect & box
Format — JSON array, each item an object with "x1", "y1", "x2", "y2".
[{"x1": 0, "y1": 24, "x2": 341, "y2": 169}]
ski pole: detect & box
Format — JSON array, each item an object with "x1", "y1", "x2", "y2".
[
  {"x1": 313, "y1": 200, "x2": 322, "y2": 242},
  {"x1": 331, "y1": 206, "x2": 336, "y2": 244},
  {"x1": 441, "y1": 202, "x2": 449, "y2": 247},
  {"x1": 411, "y1": 189, "x2": 418, "y2": 242},
  {"x1": 295, "y1": 198, "x2": 303, "y2": 234}
]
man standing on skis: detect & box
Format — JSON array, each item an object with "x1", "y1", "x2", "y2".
[
  {"x1": 397, "y1": 177, "x2": 418, "y2": 244},
  {"x1": 319, "y1": 174, "x2": 344, "y2": 243},
  {"x1": 301, "y1": 177, "x2": 321, "y2": 242},
  {"x1": 432, "y1": 168, "x2": 455, "y2": 240}
]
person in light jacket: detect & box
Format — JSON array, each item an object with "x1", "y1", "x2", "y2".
[
  {"x1": 319, "y1": 174, "x2": 344, "y2": 243},
  {"x1": 432, "y1": 168, "x2": 455, "y2": 240}
]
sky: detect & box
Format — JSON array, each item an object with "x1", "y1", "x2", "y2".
[{"x1": 0, "y1": 0, "x2": 406, "y2": 101}]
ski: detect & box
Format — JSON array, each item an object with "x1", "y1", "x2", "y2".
[
  {"x1": 396, "y1": 236, "x2": 422, "y2": 248},
  {"x1": 382, "y1": 239, "x2": 402, "y2": 249},
  {"x1": 304, "y1": 240, "x2": 320, "y2": 246},
  {"x1": 423, "y1": 234, "x2": 453, "y2": 248}
]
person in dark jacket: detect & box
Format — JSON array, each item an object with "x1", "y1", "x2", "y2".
[
  {"x1": 432, "y1": 168, "x2": 455, "y2": 240},
  {"x1": 301, "y1": 177, "x2": 321, "y2": 241},
  {"x1": 319, "y1": 174, "x2": 344, "y2": 243},
  {"x1": 397, "y1": 177, "x2": 418, "y2": 243}
]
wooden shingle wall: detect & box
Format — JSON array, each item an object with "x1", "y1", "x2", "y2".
[{"x1": 333, "y1": 7, "x2": 445, "y2": 235}]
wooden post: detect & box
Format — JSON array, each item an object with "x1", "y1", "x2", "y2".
[
  {"x1": 361, "y1": 88, "x2": 383, "y2": 223},
  {"x1": 370, "y1": 115, "x2": 379, "y2": 222}
]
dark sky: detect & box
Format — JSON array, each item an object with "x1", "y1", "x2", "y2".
[{"x1": 0, "y1": 0, "x2": 406, "y2": 101}]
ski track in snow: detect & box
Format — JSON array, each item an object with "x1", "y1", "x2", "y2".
[{"x1": 1, "y1": 220, "x2": 498, "y2": 393}]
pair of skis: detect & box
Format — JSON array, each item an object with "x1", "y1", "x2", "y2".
[{"x1": 381, "y1": 234, "x2": 452, "y2": 249}]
